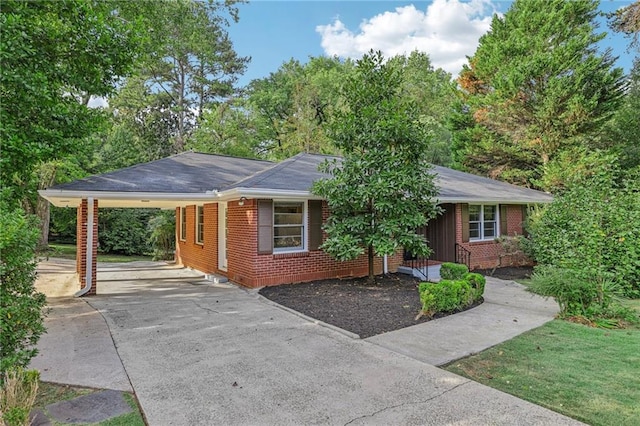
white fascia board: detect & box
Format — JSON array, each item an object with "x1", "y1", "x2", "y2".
[
  {"x1": 38, "y1": 189, "x2": 216, "y2": 208},
  {"x1": 216, "y1": 187, "x2": 324, "y2": 201}
]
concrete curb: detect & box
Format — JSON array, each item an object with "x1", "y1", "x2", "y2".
[{"x1": 255, "y1": 293, "x2": 361, "y2": 339}]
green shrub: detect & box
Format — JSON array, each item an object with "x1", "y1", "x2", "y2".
[
  {"x1": 440, "y1": 262, "x2": 469, "y2": 280},
  {"x1": 0, "y1": 206, "x2": 47, "y2": 374},
  {"x1": 526, "y1": 168, "x2": 640, "y2": 297},
  {"x1": 418, "y1": 279, "x2": 474, "y2": 317},
  {"x1": 148, "y1": 211, "x2": 175, "y2": 261},
  {"x1": 464, "y1": 272, "x2": 486, "y2": 301},
  {"x1": 527, "y1": 265, "x2": 638, "y2": 327},
  {"x1": 527, "y1": 266, "x2": 597, "y2": 316},
  {"x1": 99, "y1": 208, "x2": 154, "y2": 255}
]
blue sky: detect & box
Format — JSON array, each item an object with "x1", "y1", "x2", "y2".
[{"x1": 227, "y1": 0, "x2": 637, "y2": 87}]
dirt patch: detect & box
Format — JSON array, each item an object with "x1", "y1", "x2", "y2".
[{"x1": 259, "y1": 273, "x2": 481, "y2": 338}]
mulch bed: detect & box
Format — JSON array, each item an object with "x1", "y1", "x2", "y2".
[
  {"x1": 259, "y1": 273, "x2": 483, "y2": 338},
  {"x1": 475, "y1": 266, "x2": 533, "y2": 281}
]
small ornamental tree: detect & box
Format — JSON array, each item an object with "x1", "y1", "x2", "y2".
[{"x1": 313, "y1": 51, "x2": 440, "y2": 283}]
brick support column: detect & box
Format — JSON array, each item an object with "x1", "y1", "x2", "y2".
[{"x1": 76, "y1": 198, "x2": 98, "y2": 296}]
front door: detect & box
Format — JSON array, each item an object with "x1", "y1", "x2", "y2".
[{"x1": 218, "y1": 202, "x2": 228, "y2": 271}]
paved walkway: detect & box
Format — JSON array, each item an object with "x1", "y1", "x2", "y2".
[
  {"x1": 367, "y1": 277, "x2": 558, "y2": 365},
  {"x1": 31, "y1": 260, "x2": 580, "y2": 426}
]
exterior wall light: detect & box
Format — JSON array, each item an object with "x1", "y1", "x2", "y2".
[{"x1": 238, "y1": 196, "x2": 247, "y2": 206}]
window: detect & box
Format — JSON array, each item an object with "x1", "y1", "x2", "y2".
[
  {"x1": 195, "y1": 206, "x2": 204, "y2": 244},
  {"x1": 179, "y1": 207, "x2": 187, "y2": 241},
  {"x1": 273, "y1": 202, "x2": 304, "y2": 251},
  {"x1": 469, "y1": 205, "x2": 498, "y2": 240}
]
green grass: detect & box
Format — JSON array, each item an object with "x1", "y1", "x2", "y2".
[
  {"x1": 444, "y1": 320, "x2": 640, "y2": 425},
  {"x1": 45, "y1": 243, "x2": 152, "y2": 263},
  {"x1": 34, "y1": 382, "x2": 145, "y2": 426}
]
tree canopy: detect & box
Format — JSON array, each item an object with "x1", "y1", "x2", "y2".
[
  {"x1": 451, "y1": 0, "x2": 626, "y2": 190},
  {"x1": 0, "y1": 0, "x2": 148, "y2": 203},
  {"x1": 313, "y1": 51, "x2": 440, "y2": 282}
]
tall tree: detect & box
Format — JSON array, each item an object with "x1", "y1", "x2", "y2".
[
  {"x1": 244, "y1": 56, "x2": 350, "y2": 160},
  {"x1": 0, "y1": 0, "x2": 148, "y2": 205},
  {"x1": 451, "y1": 0, "x2": 626, "y2": 189},
  {"x1": 313, "y1": 51, "x2": 440, "y2": 283},
  {"x1": 138, "y1": 0, "x2": 248, "y2": 152},
  {"x1": 388, "y1": 51, "x2": 458, "y2": 166}
]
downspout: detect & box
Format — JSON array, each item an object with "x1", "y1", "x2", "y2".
[
  {"x1": 383, "y1": 254, "x2": 388, "y2": 274},
  {"x1": 75, "y1": 197, "x2": 94, "y2": 297}
]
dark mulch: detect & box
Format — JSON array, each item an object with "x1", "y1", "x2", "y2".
[
  {"x1": 259, "y1": 273, "x2": 482, "y2": 338},
  {"x1": 475, "y1": 266, "x2": 534, "y2": 281}
]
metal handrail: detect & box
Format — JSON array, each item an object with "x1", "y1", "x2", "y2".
[{"x1": 455, "y1": 243, "x2": 471, "y2": 270}]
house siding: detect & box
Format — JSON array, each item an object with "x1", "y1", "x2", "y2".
[
  {"x1": 455, "y1": 203, "x2": 529, "y2": 270},
  {"x1": 175, "y1": 203, "x2": 219, "y2": 274}
]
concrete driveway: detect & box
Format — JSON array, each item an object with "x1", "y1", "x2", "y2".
[{"x1": 34, "y1": 260, "x2": 581, "y2": 425}]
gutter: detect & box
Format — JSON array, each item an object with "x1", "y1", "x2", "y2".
[{"x1": 75, "y1": 197, "x2": 94, "y2": 297}]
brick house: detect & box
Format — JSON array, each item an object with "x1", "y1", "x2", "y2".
[{"x1": 40, "y1": 152, "x2": 552, "y2": 295}]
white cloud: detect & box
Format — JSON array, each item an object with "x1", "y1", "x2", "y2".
[{"x1": 316, "y1": 0, "x2": 497, "y2": 76}]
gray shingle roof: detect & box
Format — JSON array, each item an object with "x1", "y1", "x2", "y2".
[
  {"x1": 50, "y1": 152, "x2": 273, "y2": 193},
  {"x1": 46, "y1": 151, "x2": 551, "y2": 204}
]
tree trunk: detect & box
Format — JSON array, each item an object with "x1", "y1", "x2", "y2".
[
  {"x1": 36, "y1": 162, "x2": 58, "y2": 250},
  {"x1": 368, "y1": 244, "x2": 375, "y2": 284}
]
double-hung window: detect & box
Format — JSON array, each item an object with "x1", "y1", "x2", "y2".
[
  {"x1": 195, "y1": 206, "x2": 204, "y2": 244},
  {"x1": 469, "y1": 205, "x2": 498, "y2": 240},
  {"x1": 180, "y1": 207, "x2": 187, "y2": 241},
  {"x1": 273, "y1": 202, "x2": 304, "y2": 251}
]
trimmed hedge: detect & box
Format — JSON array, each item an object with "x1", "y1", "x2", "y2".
[
  {"x1": 418, "y1": 272, "x2": 485, "y2": 318},
  {"x1": 440, "y1": 262, "x2": 469, "y2": 280}
]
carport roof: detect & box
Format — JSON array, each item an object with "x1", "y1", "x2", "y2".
[
  {"x1": 51, "y1": 152, "x2": 274, "y2": 193},
  {"x1": 40, "y1": 151, "x2": 552, "y2": 208}
]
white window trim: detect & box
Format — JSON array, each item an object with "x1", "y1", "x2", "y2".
[
  {"x1": 273, "y1": 200, "x2": 308, "y2": 254},
  {"x1": 195, "y1": 205, "x2": 204, "y2": 245},
  {"x1": 179, "y1": 207, "x2": 187, "y2": 241},
  {"x1": 469, "y1": 204, "x2": 499, "y2": 242}
]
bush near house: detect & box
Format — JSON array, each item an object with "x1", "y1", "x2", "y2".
[
  {"x1": 0, "y1": 204, "x2": 47, "y2": 375},
  {"x1": 439, "y1": 262, "x2": 469, "y2": 280},
  {"x1": 418, "y1": 272, "x2": 486, "y2": 318}
]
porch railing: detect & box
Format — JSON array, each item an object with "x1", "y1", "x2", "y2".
[
  {"x1": 455, "y1": 243, "x2": 471, "y2": 270},
  {"x1": 403, "y1": 250, "x2": 429, "y2": 280}
]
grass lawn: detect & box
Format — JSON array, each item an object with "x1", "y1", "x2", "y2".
[
  {"x1": 45, "y1": 243, "x2": 152, "y2": 263},
  {"x1": 35, "y1": 382, "x2": 145, "y2": 426},
  {"x1": 444, "y1": 319, "x2": 640, "y2": 425}
]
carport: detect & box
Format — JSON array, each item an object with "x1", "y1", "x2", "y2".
[{"x1": 39, "y1": 153, "x2": 273, "y2": 295}]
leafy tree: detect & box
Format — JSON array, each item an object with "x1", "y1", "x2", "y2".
[
  {"x1": 598, "y1": 58, "x2": 640, "y2": 170},
  {"x1": 526, "y1": 157, "x2": 640, "y2": 297},
  {"x1": 244, "y1": 56, "x2": 350, "y2": 160},
  {"x1": 388, "y1": 51, "x2": 458, "y2": 166},
  {"x1": 452, "y1": 0, "x2": 626, "y2": 189},
  {"x1": 0, "y1": 0, "x2": 148, "y2": 205},
  {"x1": 0, "y1": 202, "x2": 47, "y2": 373},
  {"x1": 313, "y1": 51, "x2": 441, "y2": 283},
  {"x1": 135, "y1": 0, "x2": 248, "y2": 152}
]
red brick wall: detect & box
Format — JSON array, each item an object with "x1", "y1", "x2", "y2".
[
  {"x1": 175, "y1": 203, "x2": 219, "y2": 274},
  {"x1": 179, "y1": 199, "x2": 402, "y2": 288},
  {"x1": 238, "y1": 200, "x2": 403, "y2": 287},
  {"x1": 455, "y1": 204, "x2": 528, "y2": 270},
  {"x1": 76, "y1": 199, "x2": 98, "y2": 295}
]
